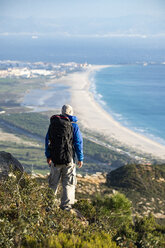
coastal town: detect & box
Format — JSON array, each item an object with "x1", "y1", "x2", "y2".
[{"x1": 0, "y1": 60, "x2": 89, "y2": 79}]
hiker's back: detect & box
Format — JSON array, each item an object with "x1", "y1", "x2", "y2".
[{"x1": 48, "y1": 115, "x2": 73, "y2": 165}]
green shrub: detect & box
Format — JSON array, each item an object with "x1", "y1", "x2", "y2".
[
  {"x1": 75, "y1": 192, "x2": 132, "y2": 233},
  {"x1": 134, "y1": 214, "x2": 165, "y2": 248},
  {"x1": 22, "y1": 232, "x2": 119, "y2": 248}
]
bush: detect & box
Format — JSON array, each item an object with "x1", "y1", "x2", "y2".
[
  {"x1": 0, "y1": 173, "x2": 164, "y2": 248},
  {"x1": 134, "y1": 214, "x2": 165, "y2": 248},
  {"x1": 22, "y1": 232, "x2": 118, "y2": 248},
  {"x1": 75, "y1": 192, "x2": 132, "y2": 232}
]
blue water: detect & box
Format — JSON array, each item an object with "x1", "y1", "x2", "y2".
[
  {"x1": 93, "y1": 64, "x2": 165, "y2": 145},
  {"x1": 0, "y1": 35, "x2": 165, "y2": 64}
]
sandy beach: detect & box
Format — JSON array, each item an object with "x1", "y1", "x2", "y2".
[{"x1": 51, "y1": 65, "x2": 165, "y2": 160}]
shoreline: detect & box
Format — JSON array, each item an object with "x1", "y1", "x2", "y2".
[
  {"x1": 58, "y1": 65, "x2": 165, "y2": 160},
  {"x1": 20, "y1": 64, "x2": 165, "y2": 160}
]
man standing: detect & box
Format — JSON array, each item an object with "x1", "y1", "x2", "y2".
[{"x1": 45, "y1": 104, "x2": 83, "y2": 211}]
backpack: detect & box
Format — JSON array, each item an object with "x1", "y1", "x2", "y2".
[{"x1": 48, "y1": 115, "x2": 74, "y2": 165}]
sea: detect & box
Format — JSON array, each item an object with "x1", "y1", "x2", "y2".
[
  {"x1": 1, "y1": 35, "x2": 165, "y2": 145},
  {"x1": 92, "y1": 64, "x2": 165, "y2": 146}
]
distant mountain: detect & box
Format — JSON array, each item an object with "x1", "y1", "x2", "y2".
[{"x1": 0, "y1": 15, "x2": 165, "y2": 37}]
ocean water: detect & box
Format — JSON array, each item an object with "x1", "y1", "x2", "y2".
[
  {"x1": 0, "y1": 35, "x2": 165, "y2": 64},
  {"x1": 93, "y1": 64, "x2": 165, "y2": 145}
]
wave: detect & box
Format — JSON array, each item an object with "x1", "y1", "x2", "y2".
[
  {"x1": 89, "y1": 74, "x2": 107, "y2": 107},
  {"x1": 133, "y1": 127, "x2": 165, "y2": 146}
]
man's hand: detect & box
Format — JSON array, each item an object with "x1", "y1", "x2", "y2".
[
  {"x1": 77, "y1": 161, "x2": 83, "y2": 168},
  {"x1": 47, "y1": 158, "x2": 52, "y2": 166}
]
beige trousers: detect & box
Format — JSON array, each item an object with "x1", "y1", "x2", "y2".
[{"x1": 49, "y1": 161, "x2": 76, "y2": 210}]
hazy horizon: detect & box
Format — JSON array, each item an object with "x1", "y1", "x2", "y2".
[
  {"x1": 0, "y1": 0, "x2": 165, "y2": 64},
  {"x1": 0, "y1": 0, "x2": 165, "y2": 38}
]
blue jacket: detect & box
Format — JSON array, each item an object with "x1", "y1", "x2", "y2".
[{"x1": 45, "y1": 115, "x2": 83, "y2": 161}]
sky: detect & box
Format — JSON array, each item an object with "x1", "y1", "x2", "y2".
[
  {"x1": 1, "y1": 0, "x2": 165, "y2": 18},
  {"x1": 0, "y1": 0, "x2": 165, "y2": 37}
]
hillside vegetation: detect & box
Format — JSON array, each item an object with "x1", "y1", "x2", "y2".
[
  {"x1": 107, "y1": 164, "x2": 165, "y2": 195},
  {"x1": 0, "y1": 112, "x2": 136, "y2": 174},
  {"x1": 106, "y1": 164, "x2": 165, "y2": 225},
  {"x1": 0, "y1": 172, "x2": 165, "y2": 248}
]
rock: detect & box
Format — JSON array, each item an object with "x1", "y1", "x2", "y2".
[
  {"x1": 91, "y1": 174, "x2": 98, "y2": 177},
  {"x1": 31, "y1": 173, "x2": 46, "y2": 179},
  {"x1": 84, "y1": 174, "x2": 91, "y2": 179},
  {"x1": 77, "y1": 174, "x2": 83, "y2": 178},
  {"x1": 0, "y1": 151, "x2": 24, "y2": 179},
  {"x1": 96, "y1": 172, "x2": 102, "y2": 176}
]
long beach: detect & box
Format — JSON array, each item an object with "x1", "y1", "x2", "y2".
[{"x1": 53, "y1": 65, "x2": 165, "y2": 160}]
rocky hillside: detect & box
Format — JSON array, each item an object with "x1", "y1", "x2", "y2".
[
  {"x1": 107, "y1": 164, "x2": 165, "y2": 192},
  {"x1": 0, "y1": 152, "x2": 165, "y2": 247},
  {"x1": 106, "y1": 164, "x2": 165, "y2": 223}
]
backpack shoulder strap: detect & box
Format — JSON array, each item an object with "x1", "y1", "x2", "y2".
[{"x1": 50, "y1": 114, "x2": 70, "y2": 123}]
